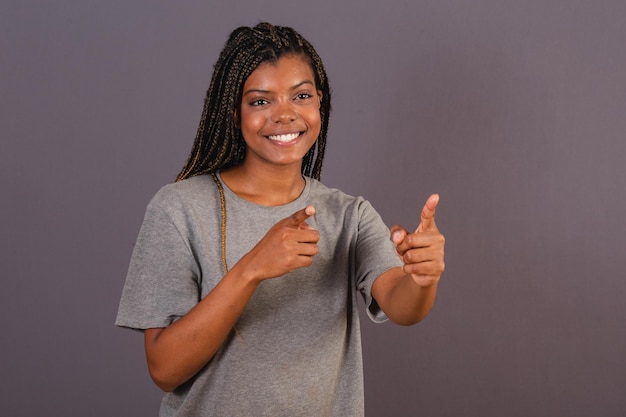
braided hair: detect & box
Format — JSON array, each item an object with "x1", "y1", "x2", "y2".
[{"x1": 176, "y1": 22, "x2": 332, "y2": 182}]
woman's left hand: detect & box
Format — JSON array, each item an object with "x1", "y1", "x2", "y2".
[{"x1": 390, "y1": 194, "x2": 445, "y2": 287}]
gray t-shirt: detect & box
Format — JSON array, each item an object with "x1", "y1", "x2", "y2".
[{"x1": 116, "y1": 173, "x2": 402, "y2": 417}]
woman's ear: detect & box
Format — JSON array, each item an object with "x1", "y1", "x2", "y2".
[
  {"x1": 317, "y1": 90, "x2": 323, "y2": 108},
  {"x1": 234, "y1": 109, "x2": 240, "y2": 128}
]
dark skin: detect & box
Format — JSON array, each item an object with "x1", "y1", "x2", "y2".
[{"x1": 144, "y1": 55, "x2": 445, "y2": 392}]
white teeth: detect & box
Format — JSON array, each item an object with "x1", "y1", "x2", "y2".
[{"x1": 267, "y1": 132, "x2": 300, "y2": 142}]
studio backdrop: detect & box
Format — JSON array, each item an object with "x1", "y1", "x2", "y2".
[{"x1": 2, "y1": 1, "x2": 625, "y2": 416}]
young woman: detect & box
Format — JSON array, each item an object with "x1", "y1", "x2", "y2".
[{"x1": 116, "y1": 22, "x2": 445, "y2": 417}]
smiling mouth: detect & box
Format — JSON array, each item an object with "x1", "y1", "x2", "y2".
[{"x1": 266, "y1": 132, "x2": 302, "y2": 143}]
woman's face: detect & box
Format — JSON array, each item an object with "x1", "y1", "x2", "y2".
[{"x1": 238, "y1": 54, "x2": 322, "y2": 172}]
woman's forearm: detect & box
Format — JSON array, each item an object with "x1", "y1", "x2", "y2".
[
  {"x1": 144, "y1": 260, "x2": 260, "y2": 392},
  {"x1": 372, "y1": 267, "x2": 439, "y2": 326}
]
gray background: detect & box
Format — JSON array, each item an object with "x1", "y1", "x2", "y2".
[{"x1": 2, "y1": 1, "x2": 625, "y2": 416}]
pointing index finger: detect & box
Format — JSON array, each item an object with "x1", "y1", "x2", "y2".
[
  {"x1": 287, "y1": 205, "x2": 316, "y2": 227},
  {"x1": 416, "y1": 194, "x2": 439, "y2": 232}
]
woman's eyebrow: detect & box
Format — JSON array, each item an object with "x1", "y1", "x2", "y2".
[{"x1": 290, "y1": 80, "x2": 315, "y2": 90}]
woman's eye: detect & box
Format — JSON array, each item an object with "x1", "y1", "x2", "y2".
[
  {"x1": 250, "y1": 99, "x2": 268, "y2": 106},
  {"x1": 296, "y1": 93, "x2": 313, "y2": 100}
]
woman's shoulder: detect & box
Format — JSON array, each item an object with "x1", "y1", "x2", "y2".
[
  {"x1": 307, "y1": 177, "x2": 368, "y2": 209},
  {"x1": 149, "y1": 174, "x2": 217, "y2": 211},
  {"x1": 307, "y1": 178, "x2": 387, "y2": 234}
]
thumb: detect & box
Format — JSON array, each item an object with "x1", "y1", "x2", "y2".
[
  {"x1": 390, "y1": 225, "x2": 407, "y2": 245},
  {"x1": 285, "y1": 205, "x2": 316, "y2": 228},
  {"x1": 416, "y1": 194, "x2": 439, "y2": 233}
]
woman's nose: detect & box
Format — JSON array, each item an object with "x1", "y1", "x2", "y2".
[{"x1": 271, "y1": 101, "x2": 297, "y2": 123}]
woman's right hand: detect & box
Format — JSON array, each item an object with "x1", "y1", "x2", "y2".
[{"x1": 238, "y1": 205, "x2": 320, "y2": 281}]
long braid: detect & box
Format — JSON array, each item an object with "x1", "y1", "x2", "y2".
[{"x1": 176, "y1": 23, "x2": 332, "y2": 182}]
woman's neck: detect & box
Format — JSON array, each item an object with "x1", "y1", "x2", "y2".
[{"x1": 219, "y1": 163, "x2": 306, "y2": 206}]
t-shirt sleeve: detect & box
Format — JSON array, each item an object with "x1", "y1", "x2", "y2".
[
  {"x1": 353, "y1": 199, "x2": 403, "y2": 323},
  {"x1": 115, "y1": 191, "x2": 201, "y2": 330}
]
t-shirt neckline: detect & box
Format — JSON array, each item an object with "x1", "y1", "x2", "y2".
[{"x1": 215, "y1": 171, "x2": 312, "y2": 211}]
